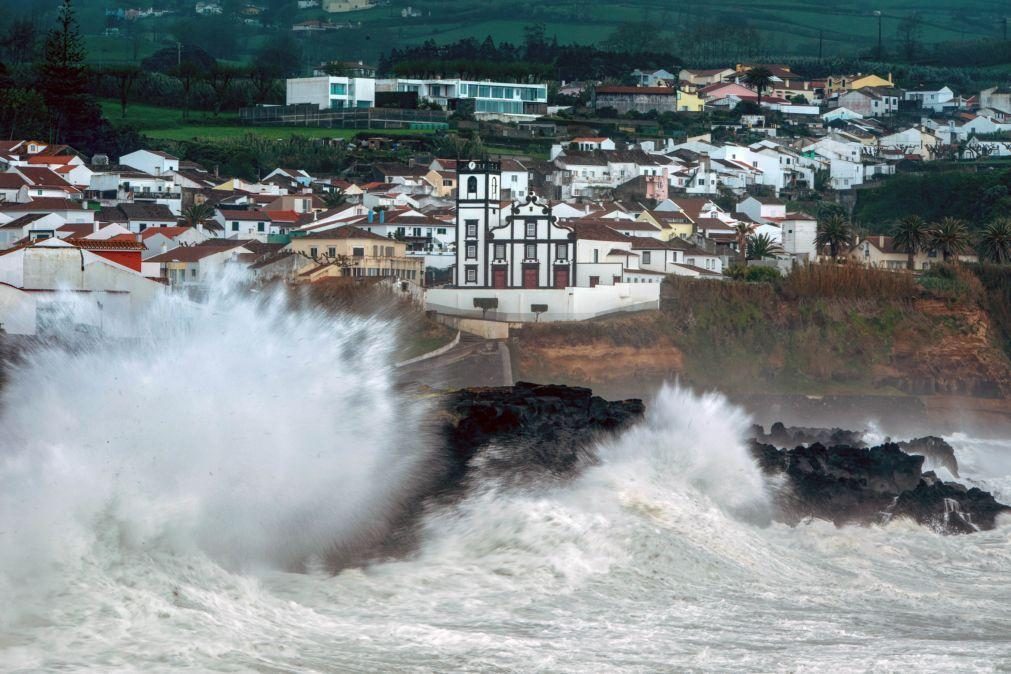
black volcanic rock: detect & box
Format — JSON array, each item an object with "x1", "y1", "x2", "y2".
[
  {"x1": 751, "y1": 422, "x2": 866, "y2": 449},
  {"x1": 898, "y1": 436, "x2": 959, "y2": 477},
  {"x1": 890, "y1": 472, "x2": 1009, "y2": 533},
  {"x1": 437, "y1": 381, "x2": 645, "y2": 487},
  {"x1": 749, "y1": 438, "x2": 1008, "y2": 534}
]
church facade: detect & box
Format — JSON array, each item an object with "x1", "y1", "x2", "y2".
[{"x1": 455, "y1": 160, "x2": 576, "y2": 289}]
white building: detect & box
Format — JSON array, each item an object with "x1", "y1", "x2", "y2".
[
  {"x1": 119, "y1": 149, "x2": 179, "y2": 176},
  {"x1": 0, "y1": 238, "x2": 164, "y2": 336},
  {"x1": 285, "y1": 76, "x2": 376, "y2": 110},
  {"x1": 382, "y1": 78, "x2": 548, "y2": 120}
]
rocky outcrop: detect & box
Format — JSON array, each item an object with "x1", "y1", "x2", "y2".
[
  {"x1": 750, "y1": 422, "x2": 866, "y2": 450},
  {"x1": 897, "y1": 436, "x2": 959, "y2": 477},
  {"x1": 749, "y1": 429, "x2": 1008, "y2": 533},
  {"x1": 437, "y1": 381, "x2": 645, "y2": 488}
]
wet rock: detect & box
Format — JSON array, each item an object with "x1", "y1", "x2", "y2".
[
  {"x1": 750, "y1": 422, "x2": 866, "y2": 449},
  {"x1": 890, "y1": 473, "x2": 1010, "y2": 534},
  {"x1": 437, "y1": 381, "x2": 645, "y2": 487},
  {"x1": 898, "y1": 436, "x2": 959, "y2": 477},
  {"x1": 749, "y1": 439, "x2": 1008, "y2": 534}
]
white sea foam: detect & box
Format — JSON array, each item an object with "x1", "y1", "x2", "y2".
[{"x1": 1, "y1": 288, "x2": 1010, "y2": 672}]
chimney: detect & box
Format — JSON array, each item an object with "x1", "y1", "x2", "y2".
[
  {"x1": 214, "y1": 165, "x2": 220, "y2": 178},
  {"x1": 379, "y1": 209, "x2": 385, "y2": 223},
  {"x1": 136, "y1": 233, "x2": 143, "y2": 243},
  {"x1": 368, "y1": 209, "x2": 374, "y2": 223},
  {"x1": 879, "y1": 235, "x2": 885, "y2": 248}
]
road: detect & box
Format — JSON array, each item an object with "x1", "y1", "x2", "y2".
[{"x1": 397, "y1": 333, "x2": 512, "y2": 390}]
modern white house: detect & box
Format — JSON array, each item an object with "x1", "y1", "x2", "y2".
[
  {"x1": 285, "y1": 75, "x2": 376, "y2": 110},
  {"x1": 381, "y1": 78, "x2": 548, "y2": 120}
]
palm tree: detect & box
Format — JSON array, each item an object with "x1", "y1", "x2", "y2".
[
  {"x1": 746, "y1": 232, "x2": 784, "y2": 260},
  {"x1": 978, "y1": 217, "x2": 1011, "y2": 264},
  {"x1": 815, "y1": 213, "x2": 854, "y2": 260},
  {"x1": 930, "y1": 217, "x2": 972, "y2": 264},
  {"x1": 733, "y1": 221, "x2": 756, "y2": 264},
  {"x1": 743, "y1": 66, "x2": 773, "y2": 106},
  {"x1": 892, "y1": 215, "x2": 930, "y2": 271},
  {"x1": 182, "y1": 201, "x2": 213, "y2": 227},
  {"x1": 322, "y1": 187, "x2": 346, "y2": 209}
]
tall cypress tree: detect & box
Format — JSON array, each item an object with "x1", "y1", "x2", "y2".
[{"x1": 38, "y1": 0, "x2": 94, "y2": 144}]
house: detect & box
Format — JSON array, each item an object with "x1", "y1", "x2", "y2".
[
  {"x1": 679, "y1": 68, "x2": 735, "y2": 89},
  {"x1": 0, "y1": 198, "x2": 96, "y2": 223},
  {"x1": 215, "y1": 210, "x2": 274, "y2": 240},
  {"x1": 847, "y1": 235, "x2": 978, "y2": 270},
  {"x1": 119, "y1": 149, "x2": 179, "y2": 176},
  {"x1": 98, "y1": 203, "x2": 177, "y2": 234},
  {"x1": 980, "y1": 87, "x2": 1011, "y2": 116},
  {"x1": 63, "y1": 237, "x2": 145, "y2": 272},
  {"x1": 838, "y1": 87, "x2": 900, "y2": 118},
  {"x1": 632, "y1": 69, "x2": 678, "y2": 88},
  {"x1": 289, "y1": 225, "x2": 423, "y2": 283},
  {"x1": 263, "y1": 168, "x2": 313, "y2": 186},
  {"x1": 285, "y1": 75, "x2": 376, "y2": 110},
  {"x1": 0, "y1": 237, "x2": 164, "y2": 336},
  {"x1": 849, "y1": 73, "x2": 895, "y2": 90},
  {"x1": 144, "y1": 240, "x2": 256, "y2": 291},
  {"x1": 25, "y1": 155, "x2": 92, "y2": 187},
  {"x1": 571, "y1": 137, "x2": 616, "y2": 152},
  {"x1": 878, "y1": 127, "x2": 937, "y2": 161},
  {"x1": 140, "y1": 225, "x2": 210, "y2": 259},
  {"x1": 905, "y1": 86, "x2": 955, "y2": 113},
  {"x1": 593, "y1": 86, "x2": 699, "y2": 114},
  {"x1": 321, "y1": 0, "x2": 373, "y2": 12},
  {"x1": 10, "y1": 166, "x2": 82, "y2": 200},
  {"x1": 380, "y1": 78, "x2": 548, "y2": 120},
  {"x1": 0, "y1": 213, "x2": 67, "y2": 249},
  {"x1": 822, "y1": 107, "x2": 864, "y2": 124}
]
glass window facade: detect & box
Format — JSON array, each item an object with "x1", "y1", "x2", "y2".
[{"x1": 330, "y1": 82, "x2": 347, "y2": 95}]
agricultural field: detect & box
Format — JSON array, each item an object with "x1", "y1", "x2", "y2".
[{"x1": 99, "y1": 100, "x2": 435, "y2": 141}]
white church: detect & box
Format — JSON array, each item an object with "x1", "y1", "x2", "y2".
[{"x1": 425, "y1": 160, "x2": 661, "y2": 322}]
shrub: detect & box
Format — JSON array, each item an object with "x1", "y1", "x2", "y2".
[
  {"x1": 744, "y1": 266, "x2": 781, "y2": 283},
  {"x1": 782, "y1": 264, "x2": 918, "y2": 300}
]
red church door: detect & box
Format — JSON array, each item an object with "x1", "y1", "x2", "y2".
[
  {"x1": 553, "y1": 267, "x2": 569, "y2": 289},
  {"x1": 492, "y1": 267, "x2": 507, "y2": 288},
  {"x1": 522, "y1": 266, "x2": 539, "y2": 288}
]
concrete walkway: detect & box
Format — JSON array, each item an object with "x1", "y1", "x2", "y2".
[{"x1": 397, "y1": 334, "x2": 512, "y2": 389}]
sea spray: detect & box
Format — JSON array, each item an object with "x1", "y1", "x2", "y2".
[{"x1": 0, "y1": 280, "x2": 435, "y2": 601}]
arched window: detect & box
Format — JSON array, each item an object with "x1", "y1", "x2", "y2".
[
  {"x1": 490, "y1": 177, "x2": 498, "y2": 198},
  {"x1": 467, "y1": 176, "x2": 478, "y2": 195}
]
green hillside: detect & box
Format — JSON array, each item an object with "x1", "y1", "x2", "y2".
[{"x1": 5, "y1": 0, "x2": 1008, "y2": 69}]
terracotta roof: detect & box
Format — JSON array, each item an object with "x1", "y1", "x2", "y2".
[
  {"x1": 26, "y1": 155, "x2": 76, "y2": 165},
  {"x1": 140, "y1": 226, "x2": 191, "y2": 240},
  {"x1": 567, "y1": 221, "x2": 632, "y2": 243},
  {"x1": 0, "y1": 213, "x2": 49, "y2": 230},
  {"x1": 146, "y1": 241, "x2": 247, "y2": 263},
  {"x1": 607, "y1": 248, "x2": 638, "y2": 257},
  {"x1": 298, "y1": 224, "x2": 390, "y2": 241},
  {"x1": 0, "y1": 198, "x2": 86, "y2": 211},
  {"x1": 0, "y1": 174, "x2": 28, "y2": 189},
  {"x1": 219, "y1": 209, "x2": 270, "y2": 221},
  {"x1": 65, "y1": 237, "x2": 144, "y2": 251},
  {"x1": 596, "y1": 86, "x2": 678, "y2": 95}
]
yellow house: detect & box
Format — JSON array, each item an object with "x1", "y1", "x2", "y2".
[
  {"x1": 290, "y1": 224, "x2": 423, "y2": 282},
  {"x1": 638, "y1": 210, "x2": 694, "y2": 240},
  {"x1": 827, "y1": 73, "x2": 894, "y2": 93},
  {"x1": 677, "y1": 89, "x2": 705, "y2": 113}
]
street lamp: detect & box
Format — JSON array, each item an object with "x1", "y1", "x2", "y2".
[{"x1": 873, "y1": 10, "x2": 883, "y2": 60}]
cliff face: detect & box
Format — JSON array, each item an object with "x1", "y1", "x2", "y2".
[{"x1": 510, "y1": 281, "x2": 1011, "y2": 401}]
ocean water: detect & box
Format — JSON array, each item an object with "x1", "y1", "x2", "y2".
[{"x1": 1, "y1": 287, "x2": 1010, "y2": 673}]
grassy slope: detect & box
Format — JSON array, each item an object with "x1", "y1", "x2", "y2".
[
  {"x1": 510, "y1": 268, "x2": 1011, "y2": 399},
  {"x1": 100, "y1": 100, "x2": 435, "y2": 141},
  {"x1": 76, "y1": 0, "x2": 1005, "y2": 67}
]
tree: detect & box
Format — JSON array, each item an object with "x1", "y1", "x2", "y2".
[
  {"x1": 38, "y1": 0, "x2": 91, "y2": 143},
  {"x1": 930, "y1": 217, "x2": 972, "y2": 264},
  {"x1": 977, "y1": 218, "x2": 1011, "y2": 264},
  {"x1": 892, "y1": 215, "x2": 929, "y2": 270},
  {"x1": 3, "y1": 17, "x2": 37, "y2": 65},
  {"x1": 815, "y1": 213, "x2": 853, "y2": 259},
  {"x1": 105, "y1": 65, "x2": 141, "y2": 119},
  {"x1": 743, "y1": 66, "x2": 773, "y2": 106},
  {"x1": 182, "y1": 201, "x2": 214, "y2": 227},
  {"x1": 896, "y1": 12, "x2": 922, "y2": 61},
  {"x1": 746, "y1": 232, "x2": 784, "y2": 260},
  {"x1": 733, "y1": 221, "x2": 756, "y2": 264},
  {"x1": 205, "y1": 64, "x2": 241, "y2": 117},
  {"x1": 322, "y1": 188, "x2": 346, "y2": 209},
  {"x1": 171, "y1": 61, "x2": 201, "y2": 120}
]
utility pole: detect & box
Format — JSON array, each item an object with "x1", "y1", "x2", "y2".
[{"x1": 874, "y1": 10, "x2": 883, "y2": 60}]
